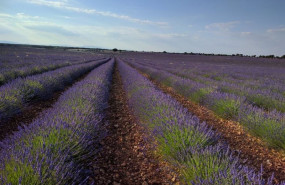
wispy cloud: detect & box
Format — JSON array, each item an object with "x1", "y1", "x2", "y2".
[
  {"x1": 0, "y1": 12, "x2": 182, "y2": 51},
  {"x1": 155, "y1": 33, "x2": 188, "y2": 39},
  {"x1": 0, "y1": 13, "x2": 14, "y2": 18},
  {"x1": 27, "y1": 0, "x2": 65, "y2": 8},
  {"x1": 0, "y1": 12, "x2": 77, "y2": 37},
  {"x1": 16, "y1": 13, "x2": 40, "y2": 19},
  {"x1": 25, "y1": 24, "x2": 78, "y2": 36},
  {"x1": 205, "y1": 21, "x2": 240, "y2": 32},
  {"x1": 240, "y1": 32, "x2": 251, "y2": 36},
  {"x1": 267, "y1": 27, "x2": 285, "y2": 33},
  {"x1": 27, "y1": 0, "x2": 168, "y2": 26}
]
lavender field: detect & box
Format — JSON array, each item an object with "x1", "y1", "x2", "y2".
[
  {"x1": 122, "y1": 52, "x2": 285, "y2": 150},
  {"x1": 1, "y1": 45, "x2": 285, "y2": 184}
]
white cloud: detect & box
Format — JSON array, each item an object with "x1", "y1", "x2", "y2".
[
  {"x1": 0, "y1": 13, "x2": 13, "y2": 18},
  {"x1": 0, "y1": 12, "x2": 78, "y2": 42},
  {"x1": 0, "y1": 12, "x2": 182, "y2": 52},
  {"x1": 1, "y1": 10, "x2": 284, "y2": 56},
  {"x1": 27, "y1": 0, "x2": 168, "y2": 26},
  {"x1": 267, "y1": 27, "x2": 285, "y2": 33},
  {"x1": 205, "y1": 21, "x2": 240, "y2": 32},
  {"x1": 155, "y1": 33, "x2": 188, "y2": 39},
  {"x1": 62, "y1": 16, "x2": 71, "y2": 19},
  {"x1": 27, "y1": 0, "x2": 65, "y2": 8},
  {"x1": 0, "y1": 13, "x2": 42, "y2": 23},
  {"x1": 16, "y1": 13, "x2": 40, "y2": 19},
  {"x1": 241, "y1": 32, "x2": 251, "y2": 36}
]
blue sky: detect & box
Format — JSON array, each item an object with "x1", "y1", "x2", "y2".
[{"x1": 0, "y1": 0, "x2": 284, "y2": 56}]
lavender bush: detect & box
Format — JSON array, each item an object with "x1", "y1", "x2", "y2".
[
  {"x1": 0, "y1": 46, "x2": 107, "y2": 85},
  {"x1": 0, "y1": 59, "x2": 114, "y2": 184},
  {"x1": 117, "y1": 59, "x2": 276, "y2": 184},
  {"x1": 0, "y1": 58, "x2": 110, "y2": 120},
  {"x1": 126, "y1": 54, "x2": 285, "y2": 113},
  {"x1": 127, "y1": 60, "x2": 285, "y2": 150}
]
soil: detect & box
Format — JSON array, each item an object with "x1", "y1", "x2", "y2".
[
  {"x1": 138, "y1": 70, "x2": 285, "y2": 184},
  {"x1": 0, "y1": 62, "x2": 105, "y2": 142},
  {"x1": 91, "y1": 63, "x2": 178, "y2": 185}
]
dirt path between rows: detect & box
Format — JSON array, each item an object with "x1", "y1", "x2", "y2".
[
  {"x1": 92, "y1": 62, "x2": 178, "y2": 185},
  {"x1": 137, "y1": 70, "x2": 285, "y2": 184},
  {"x1": 0, "y1": 61, "x2": 107, "y2": 142}
]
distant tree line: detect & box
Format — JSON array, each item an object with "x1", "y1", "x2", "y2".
[
  {"x1": 113, "y1": 48, "x2": 126, "y2": 53},
  {"x1": 181, "y1": 51, "x2": 285, "y2": 59},
  {"x1": 258, "y1": 55, "x2": 285, "y2": 59}
]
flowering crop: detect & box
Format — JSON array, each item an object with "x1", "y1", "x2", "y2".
[
  {"x1": 0, "y1": 46, "x2": 106, "y2": 85},
  {"x1": 0, "y1": 59, "x2": 114, "y2": 184},
  {"x1": 117, "y1": 59, "x2": 275, "y2": 184},
  {"x1": 0, "y1": 58, "x2": 110, "y2": 120},
  {"x1": 127, "y1": 59, "x2": 285, "y2": 150},
  {"x1": 128, "y1": 55, "x2": 285, "y2": 113}
]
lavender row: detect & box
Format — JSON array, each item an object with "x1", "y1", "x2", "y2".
[
  {"x1": 132, "y1": 57, "x2": 285, "y2": 112},
  {"x1": 0, "y1": 46, "x2": 106, "y2": 85},
  {"x1": 131, "y1": 58, "x2": 285, "y2": 113},
  {"x1": 131, "y1": 58, "x2": 285, "y2": 116},
  {"x1": 0, "y1": 58, "x2": 110, "y2": 120},
  {"x1": 121, "y1": 52, "x2": 285, "y2": 89},
  {"x1": 163, "y1": 64, "x2": 285, "y2": 113},
  {"x1": 0, "y1": 58, "x2": 114, "y2": 184},
  {"x1": 0, "y1": 46, "x2": 103, "y2": 70},
  {"x1": 0, "y1": 57, "x2": 106, "y2": 86},
  {"x1": 127, "y1": 60, "x2": 285, "y2": 150},
  {"x1": 117, "y1": 59, "x2": 275, "y2": 184},
  {"x1": 0, "y1": 46, "x2": 107, "y2": 86},
  {"x1": 128, "y1": 60, "x2": 285, "y2": 150}
]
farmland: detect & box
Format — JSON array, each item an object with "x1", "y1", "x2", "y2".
[{"x1": 0, "y1": 45, "x2": 285, "y2": 184}]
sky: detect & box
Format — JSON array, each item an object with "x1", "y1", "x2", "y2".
[{"x1": 0, "y1": 0, "x2": 285, "y2": 56}]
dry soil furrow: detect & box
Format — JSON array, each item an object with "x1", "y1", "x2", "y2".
[{"x1": 92, "y1": 62, "x2": 177, "y2": 185}]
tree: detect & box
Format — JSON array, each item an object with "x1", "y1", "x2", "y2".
[
  {"x1": 113, "y1": 48, "x2": 118, "y2": 52},
  {"x1": 267, "y1": 55, "x2": 275, "y2": 58}
]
